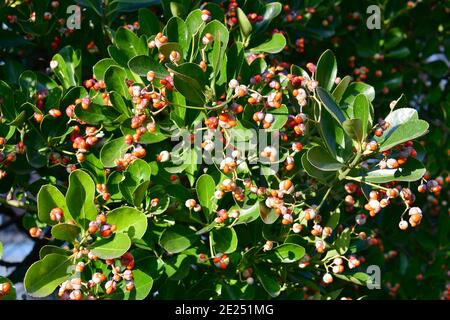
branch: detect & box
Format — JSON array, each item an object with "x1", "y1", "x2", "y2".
[
  {"x1": 0, "y1": 197, "x2": 37, "y2": 212},
  {"x1": 0, "y1": 260, "x2": 21, "y2": 267}
]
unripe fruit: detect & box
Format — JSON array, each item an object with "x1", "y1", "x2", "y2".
[
  {"x1": 29, "y1": 227, "x2": 42, "y2": 238},
  {"x1": 146, "y1": 70, "x2": 156, "y2": 82},
  {"x1": 304, "y1": 208, "x2": 316, "y2": 220},
  {"x1": 229, "y1": 79, "x2": 239, "y2": 89},
  {"x1": 386, "y1": 158, "x2": 399, "y2": 169},
  {"x1": 201, "y1": 9, "x2": 211, "y2": 21},
  {"x1": 387, "y1": 188, "x2": 399, "y2": 198},
  {"x1": 263, "y1": 241, "x2": 273, "y2": 252},
  {"x1": 169, "y1": 51, "x2": 181, "y2": 63},
  {"x1": 100, "y1": 224, "x2": 115, "y2": 238},
  {"x1": 50, "y1": 207, "x2": 64, "y2": 222},
  {"x1": 125, "y1": 280, "x2": 135, "y2": 291},
  {"x1": 185, "y1": 199, "x2": 197, "y2": 209},
  {"x1": 202, "y1": 33, "x2": 213, "y2": 45},
  {"x1": 399, "y1": 220, "x2": 408, "y2": 230},
  {"x1": 292, "y1": 223, "x2": 302, "y2": 233},
  {"x1": 0, "y1": 282, "x2": 11, "y2": 296},
  {"x1": 105, "y1": 280, "x2": 117, "y2": 295},
  {"x1": 323, "y1": 273, "x2": 333, "y2": 284},
  {"x1": 69, "y1": 289, "x2": 82, "y2": 300},
  {"x1": 408, "y1": 207, "x2": 422, "y2": 216},
  {"x1": 75, "y1": 262, "x2": 85, "y2": 272},
  {"x1": 417, "y1": 184, "x2": 427, "y2": 193},
  {"x1": 49, "y1": 108, "x2": 62, "y2": 117}
]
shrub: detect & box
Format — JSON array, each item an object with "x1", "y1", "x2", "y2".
[{"x1": 0, "y1": 0, "x2": 446, "y2": 300}]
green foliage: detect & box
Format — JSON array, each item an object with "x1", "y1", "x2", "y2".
[{"x1": 0, "y1": 0, "x2": 447, "y2": 302}]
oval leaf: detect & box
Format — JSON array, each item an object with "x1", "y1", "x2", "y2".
[
  {"x1": 51, "y1": 223, "x2": 81, "y2": 242},
  {"x1": 90, "y1": 233, "x2": 131, "y2": 259},
  {"x1": 100, "y1": 137, "x2": 131, "y2": 168},
  {"x1": 263, "y1": 243, "x2": 305, "y2": 263},
  {"x1": 66, "y1": 170, "x2": 98, "y2": 229},
  {"x1": 307, "y1": 146, "x2": 344, "y2": 171},
  {"x1": 24, "y1": 254, "x2": 71, "y2": 298},
  {"x1": 196, "y1": 174, "x2": 216, "y2": 218},
  {"x1": 159, "y1": 225, "x2": 197, "y2": 254},
  {"x1": 250, "y1": 33, "x2": 286, "y2": 54},
  {"x1": 107, "y1": 207, "x2": 148, "y2": 240},
  {"x1": 37, "y1": 185, "x2": 71, "y2": 225},
  {"x1": 316, "y1": 49, "x2": 337, "y2": 91},
  {"x1": 211, "y1": 228, "x2": 238, "y2": 254}
]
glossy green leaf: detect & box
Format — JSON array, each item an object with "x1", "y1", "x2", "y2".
[
  {"x1": 106, "y1": 206, "x2": 148, "y2": 240},
  {"x1": 110, "y1": 91, "x2": 132, "y2": 116},
  {"x1": 334, "y1": 272, "x2": 370, "y2": 286},
  {"x1": 379, "y1": 119, "x2": 429, "y2": 152},
  {"x1": 234, "y1": 202, "x2": 260, "y2": 226},
  {"x1": 128, "y1": 55, "x2": 169, "y2": 79},
  {"x1": 165, "y1": 16, "x2": 189, "y2": 56},
  {"x1": 341, "y1": 82, "x2": 375, "y2": 107},
  {"x1": 255, "y1": 2, "x2": 282, "y2": 33},
  {"x1": 51, "y1": 46, "x2": 81, "y2": 89},
  {"x1": 196, "y1": 221, "x2": 217, "y2": 235},
  {"x1": 185, "y1": 9, "x2": 203, "y2": 35},
  {"x1": 74, "y1": 103, "x2": 120, "y2": 125},
  {"x1": 51, "y1": 223, "x2": 81, "y2": 242},
  {"x1": 316, "y1": 49, "x2": 337, "y2": 91},
  {"x1": 24, "y1": 254, "x2": 71, "y2": 298},
  {"x1": 254, "y1": 265, "x2": 281, "y2": 298},
  {"x1": 164, "y1": 253, "x2": 194, "y2": 281},
  {"x1": 332, "y1": 75, "x2": 351, "y2": 103},
  {"x1": 119, "y1": 159, "x2": 151, "y2": 205},
  {"x1": 115, "y1": 27, "x2": 148, "y2": 57},
  {"x1": 138, "y1": 8, "x2": 160, "y2": 36},
  {"x1": 202, "y1": 20, "x2": 229, "y2": 79},
  {"x1": 318, "y1": 110, "x2": 338, "y2": 158},
  {"x1": 90, "y1": 233, "x2": 131, "y2": 259},
  {"x1": 93, "y1": 58, "x2": 119, "y2": 81},
  {"x1": 335, "y1": 228, "x2": 351, "y2": 255},
  {"x1": 353, "y1": 157, "x2": 426, "y2": 183},
  {"x1": 342, "y1": 118, "x2": 364, "y2": 142},
  {"x1": 237, "y1": 7, "x2": 252, "y2": 37},
  {"x1": 212, "y1": 228, "x2": 238, "y2": 253},
  {"x1": 37, "y1": 185, "x2": 72, "y2": 225},
  {"x1": 250, "y1": 33, "x2": 286, "y2": 54},
  {"x1": 259, "y1": 202, "x2": 279, "y2": 224},
  {"x1": 307, "y1": 146, "x2": 344, "y2": 171},
  {"x1": 159, "y1": 225, "x2": 197, "y2": 254},
  {"x1": 39, "y1": 245, "x2": 69, "y2": 259},
  {"x1": 169, "y1": 62, "x2": 206, "y2": 106},
  {"x1": 104, "y1": 65, "x2": 129, "y2": 98},
  {"x1": 80, "y1": 153, "x2": 106, "y2": 184},
  {"x1": 196, "y1": 174, "x2": 216, "y2": 218},
  {"x1": 100, "y1": 137, "x2": 131, "y2": 168},
  {"x1": 263, "y1": 244, "x2": 305, "y2": 263},
  {"x1": 301, "y1": 153, "x2": 336, "y2": 183},
  {"x1": 0, "y1": 80, "x2": 16, "y2": 121},
  {"x1": 317, "y1": 87, "x2": 346, "y2": 124},
  {"x1": 267, "y1": 104, "x2": 289, "y2": 131},
  {"x1": 385, "y1": 47, "x2": 410, "y2": 59},
  {"x1": 66, "y1": 170, "x2": 98, "y2": 229},
  {"x1": 353, "y1": 94, "x2": 371, "y2": 139},
  {"x1": 326, "y1": 210, "x2": 341, "y2": 229},
  {"x1": 382, "y1": 107, "x2": 418, "y2": 133}
]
